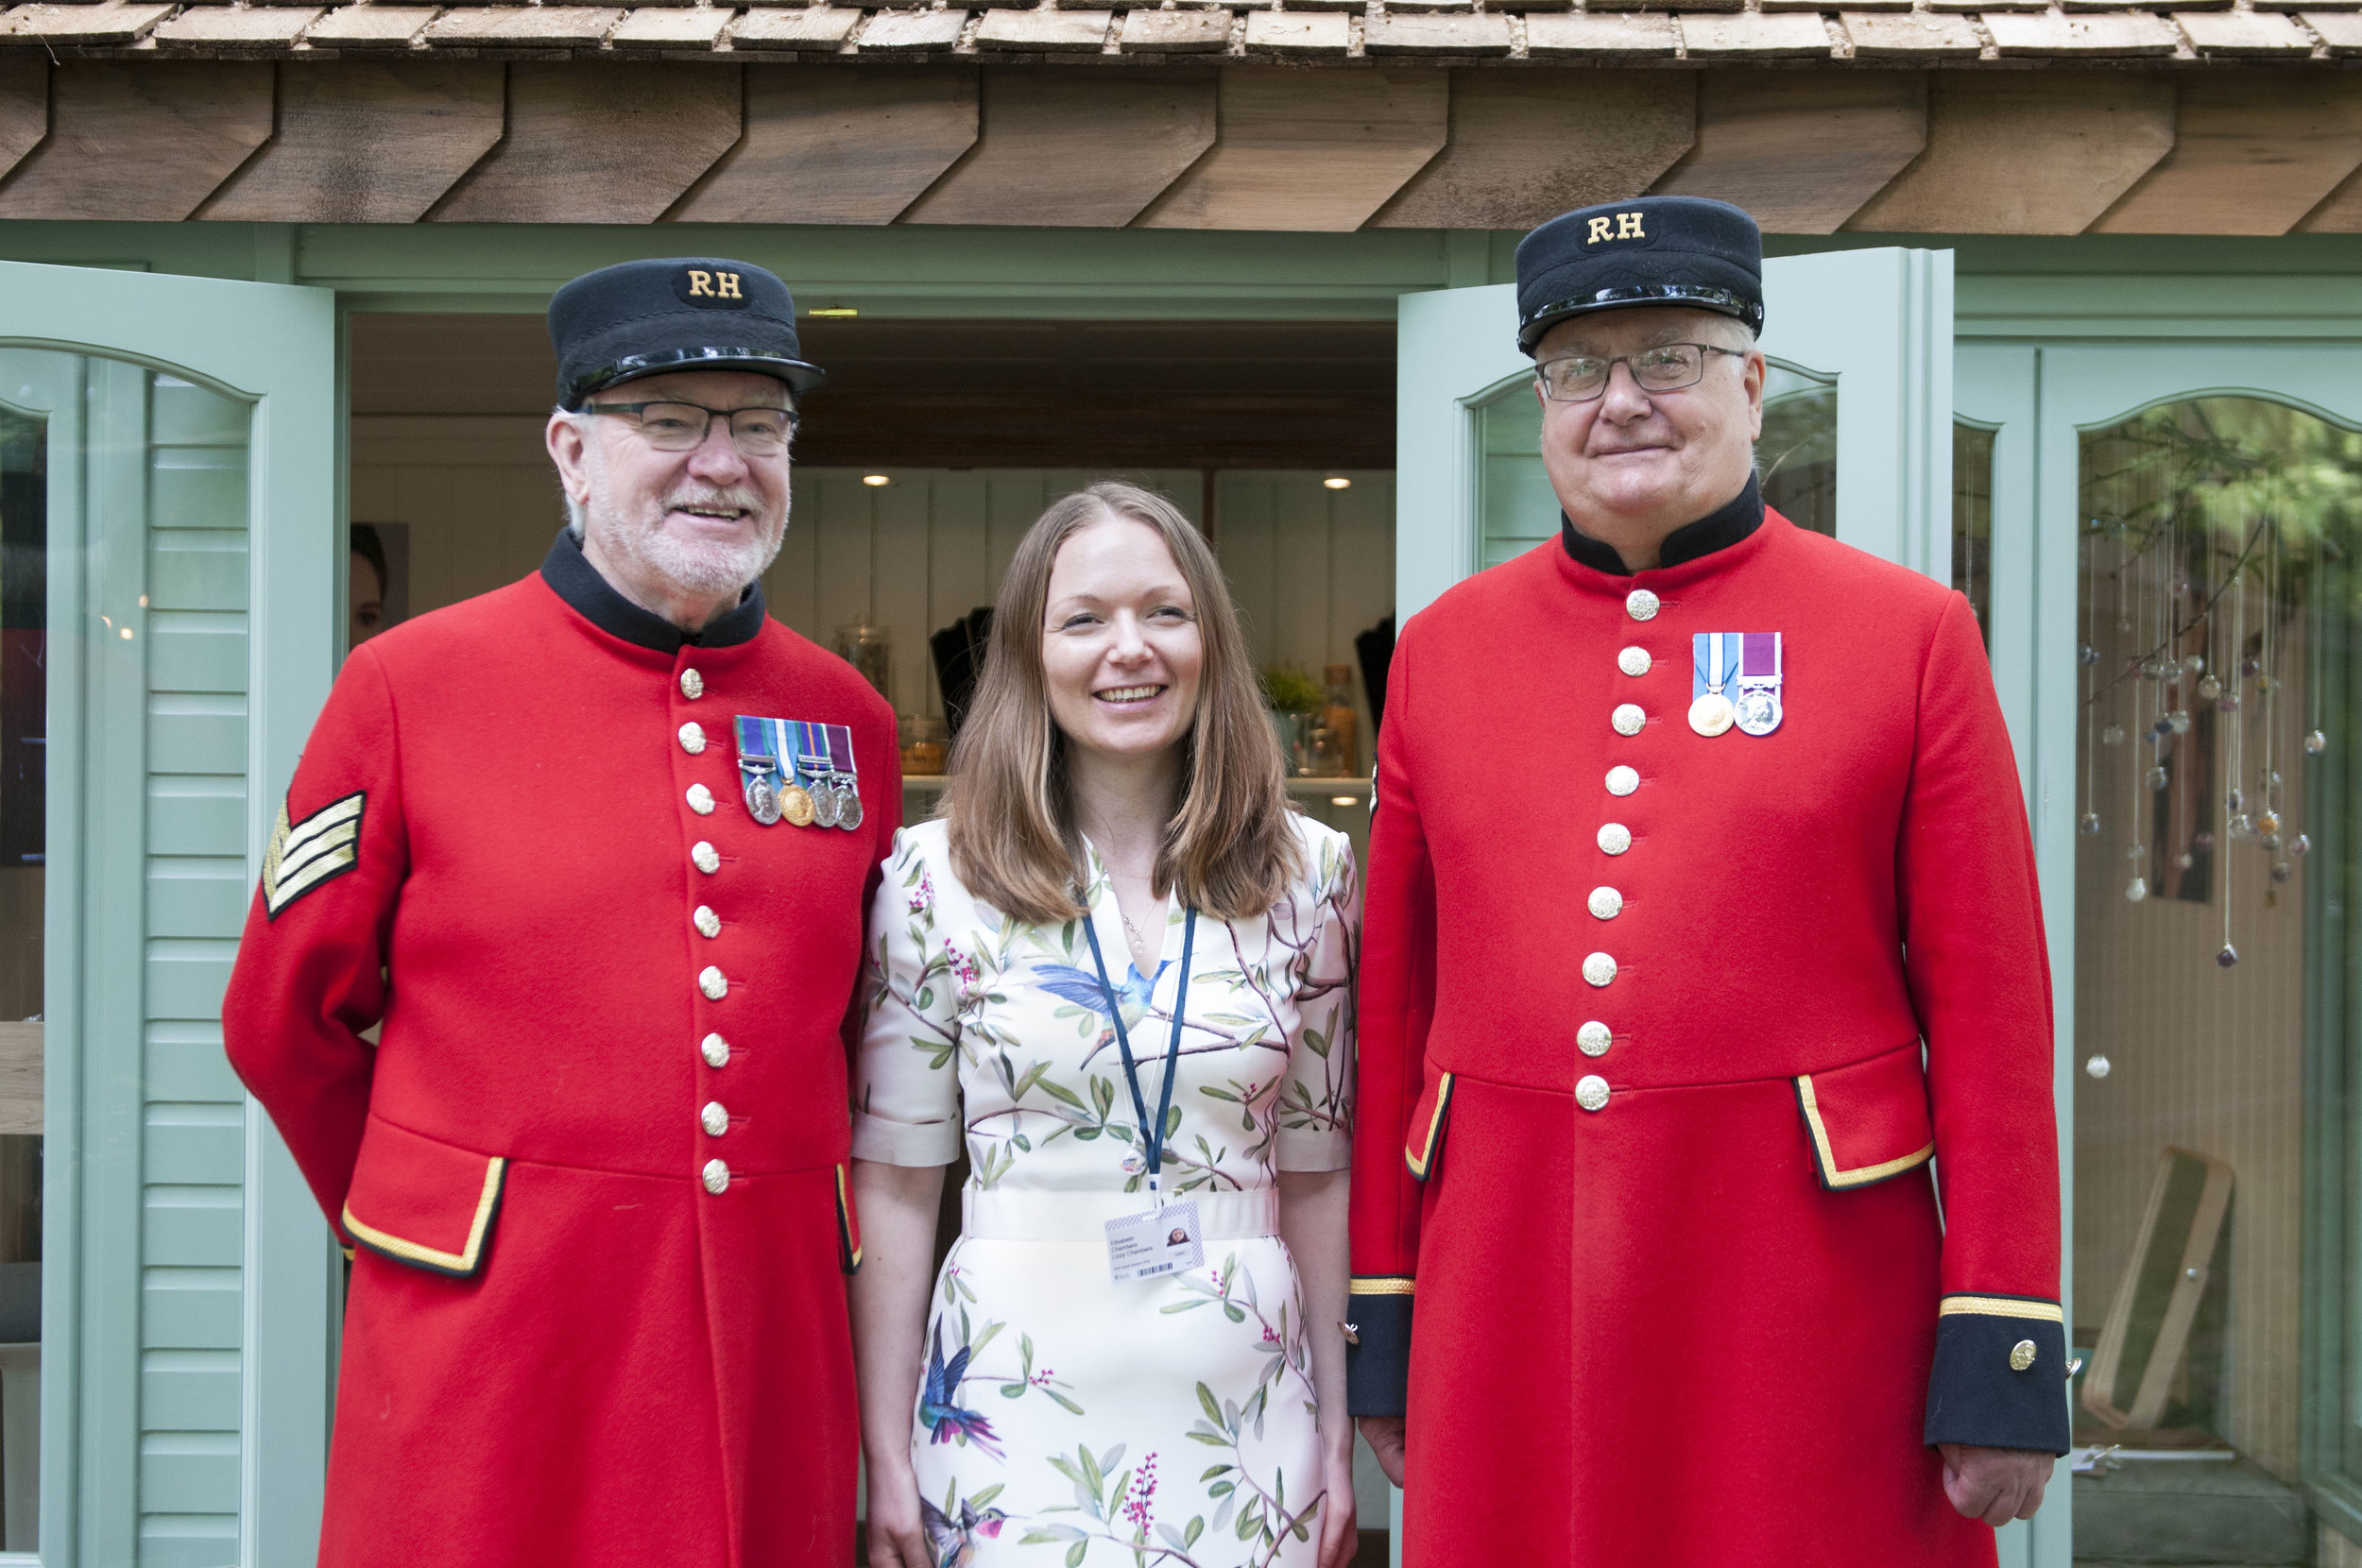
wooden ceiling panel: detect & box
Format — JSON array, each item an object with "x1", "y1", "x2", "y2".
[
  {"x1": 202, "y1": 60, "x2": 505, "y2": 224},
  {"x1": 430, "y1": 60, "x2": 741, "y2": 224},
  {"x1": 899, "y1": 68, "x2": 1216, "y2": 228},
  {"x1": 0, "y1": 60, "x2": 271, "y2": 221},
  {"x1": 1843, "y1": 71, "x2": 2176, "y2": 234},
  {"x1": 0, "y1": 60, "x2": 44, "y2": 187},
  {"x1": 671, "y1": 66, "x2": 979, "y2": 225},
  {"x1": 2093, "y1": 73, "x2": 2362, "y2": 234},
  {"x1": 1138, "y1": 67, "x2": 1447, "y2": 232},
  {"x1": 1652, "y1": 70, "x2": 1927, "y2": 234},
  {"x1": 1370, "y1": 70, "x2": 1695, "y2": 230}
]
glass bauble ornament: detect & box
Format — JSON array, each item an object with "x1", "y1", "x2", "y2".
[
  {"x1": 2291, "y1": 833, "x2": 2312, "y2": 858},
  {"x1": 2147, "y1": 765, "x2": 2169, "y2": 792},
  {"x1": 2079, "y1": 812, "x2": 2101, "y2": 837},
  {"x1": 2263, "y1": 833, "x2": 2282, "y2": 852},
  {"x1": 2178, "y1": 852, "x2": 2195, "y2": 871},
  {"x1": 2230, "y1": 813, "x2": 2254, "y2": 838},
  {"x1": 2257, "y1": 809, "x2": 2282, "y2": 836},
  {"x1": 2198, "y1": 675, "x2": 2223, "y2": 701},
  {"x1": 2164, "y1": 659, "x2": 2184, "y2": 684},
  {"x1": 2219, "y1": 693, "x2": 2242, "y2": 713},
  {"x1": 2102, "y1": 724, "x2": 2126, "y2": 745},
  {"x1": 2307, "y1": 729, "x2": 2328, "y2": 755},
  {"x1": 2128, "y1": 842, "x2": 2148, "y2": 861},
  {"x1": 2257, "y1": 673, "x2": 2276, "y2": 693},
  {"x1": 2195, "y1": 831, "x2": 2216, "y2": 851},
  {"x1": 2078, "y1": 644, "x2": 2098, "y2": 667},
  {"x1": 2150, "y1": 720, "x2": 2172, "y2": 742},
  {"x1": 2140, "y1": 658, "x2": 2163, "y2": 681},
  {"x1": 2119, "y1": 618, "x2": 2133, "y2": 633},
  {"x1": 2085, "y1": 1055, "x2": 2112, "y2": 1081},
  {"x1": 2170, "y1": 709, "x2": 2191, "y2": 734},
  {"x1": 2242, "y1": 655, "x2": 2261, "y2": 677},
  {"x1": 2228, "y1": 788, "x2": 2245, "y2": 812},
  {"x1": 2272, "y1": 861, "x2": 2293, "y2": 883},
  {"x1": 2187, "y1": 655, "x2": 2205, "y2": 674},
  {"x1": 2126, "y1": 877, "x2": 2148, "y2": 902},
  {"x1": 2264, "y1": 770, "x2": 2282, "y2": 791},
  {"x1": 2217, "y1": 943, "x2": 2239, "y2": 968}
]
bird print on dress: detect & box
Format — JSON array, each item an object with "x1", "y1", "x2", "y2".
[
  {"x1": 921, "y1": 1320, "x2": 1007, "y2": 1460},
  {"x1": 1031, "y1": 955, "x2": 1171, "y2": 1037},
  {"x1": 920, "y1": 1491, "x2": 1009, "y2": 1568}
]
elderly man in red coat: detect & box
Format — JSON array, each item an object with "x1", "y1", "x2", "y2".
[
  {"x1": 223, "y1": 259, "x2": 897, "y2": 1567},
  {"x1": 1345, "y1": 198, "x2": 2070, "y2": 1565}
]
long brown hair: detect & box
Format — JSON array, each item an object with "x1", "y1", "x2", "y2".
[{"x1": 945, "y1": 482, "x2": 1301, "y2": 925}]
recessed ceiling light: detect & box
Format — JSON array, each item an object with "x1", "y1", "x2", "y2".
[
  {"x1": 1323, "y1": 476, "x2": 1351, "y2": 490},
  {"x1": 1330, "y1": 795, "x2": 1357, "y2": 807},
  {"x1": 863, "y1": 474, "x2": 891, "y2": 487}
]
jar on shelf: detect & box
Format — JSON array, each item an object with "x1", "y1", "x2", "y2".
[
  {"x1": 901, "y1": 713, "x2": 949, "y2": 777},
  {"x1": 1320, "y1": 663, "x2": 1358, "y2": 776},
  {"x1": 834, "y1": 622, "x2": 891, "y2": 703}
]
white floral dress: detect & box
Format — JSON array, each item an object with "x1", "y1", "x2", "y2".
[{"x1": 856, "y1": 815, "x2": 1358, "y2": 1568}]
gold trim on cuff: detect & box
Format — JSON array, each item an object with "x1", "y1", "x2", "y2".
[
  {"x1": 341, "y1": 1156, "x2": 505, "y2": 1276},
  {"x1": 1940, "y1": 1294, "x2": 2065, "y2": 1322},
  {"x1": 1794, "y1": 1075, "x2": 1935, "y2": 1189},
  {"x1": 1350, "y1": 1276, "x2": 1415, "y2": 1296}
]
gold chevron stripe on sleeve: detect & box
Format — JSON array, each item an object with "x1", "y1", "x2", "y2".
[{"x1": 263, "y1": 792, "x2": 365, "y2": 917}]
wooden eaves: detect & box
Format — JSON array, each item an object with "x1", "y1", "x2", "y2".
[{"x1": 0, "y1": 0, "x2": 2357, "y2": 233}]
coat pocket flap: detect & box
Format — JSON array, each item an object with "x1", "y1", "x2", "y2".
[
  {"x1": 1794, "y1": 1043, "x2": 1934, "y2": 1191},
  {"x1": 341, "y1": 1116, "x2": 506, "y2": 1278},
  {"x1": 1402, "y1": 1068, "x2": 1456, "y2": 1182}
]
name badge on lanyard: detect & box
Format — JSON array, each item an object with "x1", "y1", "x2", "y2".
[{"x1": 1082, "y1": 906, "x2": 1205, "y2": 1283}]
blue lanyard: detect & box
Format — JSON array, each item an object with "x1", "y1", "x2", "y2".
[{"x1": 1082, "y1": 904, "x2": 1196, "y2": 1192}]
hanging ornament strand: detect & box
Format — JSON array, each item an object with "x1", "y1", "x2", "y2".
[{"x1": 2081, "y1": 527, "x2": 2102, "y2": 837}]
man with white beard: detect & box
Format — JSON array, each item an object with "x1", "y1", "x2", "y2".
[{"x1": 223, "y1": 259, "x2": 899, "y2": 1568}]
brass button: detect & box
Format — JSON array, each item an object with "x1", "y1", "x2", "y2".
[
  {"x1": 1577, "y1": 1020, "x2": 1612, "y2": 1057},
  {"x1": 1597, "y1": 823, "x2": 1632, "y2": 857},
  {"x1": 701, "y1": 1100, "x2": 728, "y2": 1137},
  {"x1": 701, "y1": 1158, "x2": 730, "y2": 1195},
  {"x1": 692, "y1": 842, "x2": 721, "y2": 875},
  {"x1": 693, "y1": 905, "x2": 721, "y2": 939},
  {"x1": 680, "y1": 668, "x2": 705, "y2": 700},
  {"x1": 678, "y1": 721, "x2": 707, "y2": 756},
  {"x1": 1576, "y1": 1075, "x2": 1610, "y2": 1112},
  {"x1": 701, "y1": 1031, "x2": 730, "y2": 1068},
  {"x1": 1617, "y1": 646, "x2": 1652, "y2": 677},
  {"x1": 2009, "y1": 1339, "x2": 2038, "y2": 1372},
  {"x1": 1612, "y1": 704, "x2": 1646, "y2": 738},
  {"x1": 1588, "y1": 887, "x2": 1622, "y2": 920},
  {"x1": 699, "y1": 965, "x2": 728, "y2": 1000},
  {"x1": 1625, "y1": 589, "x2": 1660, "y2": 622},
  {"x1": 1582, "y1": 952, "x2": 1617, "y2": 988},
  {"x1": 1605, "y1": 765, "x2": 1639, "y2": 797},
  {"x1": 686, "y1": 783, "x2": 715, "y2": 816}
]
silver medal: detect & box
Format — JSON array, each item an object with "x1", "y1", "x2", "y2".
[
  {"x1": 810, "y1": 778, "x2": 842, "y2": 830},
  {"x1": 746, "y1": 771, "x2": 783, "y2": 827},
  {"x1": 1734, "y1": 687, "x2": 1783, "y2": 737},
  {"x1": 835, "y1": 778, "x2": 864, "y2": 832}
]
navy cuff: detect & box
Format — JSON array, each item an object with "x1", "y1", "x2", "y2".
[
  {"x1": 1923, "y1": 1304, "x2": 2072, "y2": 1454},
  {"x1": 1345, "y1": 1285, "x2": 1412, "y2": 1418}
]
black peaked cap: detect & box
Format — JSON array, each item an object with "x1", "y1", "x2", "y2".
[
  {"x1": 1515, "y1": 196, "x2": 1764, "y2": 353},
  {"x1": 549, "y1": 257, "x2": 826, "y2": 409}
]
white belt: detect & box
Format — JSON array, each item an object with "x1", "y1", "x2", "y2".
[{"x1": 962, "y1": 1187, "x2": 1280, "y2": 1242}]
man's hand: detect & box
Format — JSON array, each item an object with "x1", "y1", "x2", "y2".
[
  {"x1": 1938, "y1": 1444, "x2": 2052, "y2": 1525},
  {"x1": 1359, "y1": 1416, "x2": 1407, "y2": 1489}
]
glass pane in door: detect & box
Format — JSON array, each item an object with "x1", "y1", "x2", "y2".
[
  {"x1": 2072, "y1": 396, "x2": 2362, "y2": 1564},
  {"x1": 0, "y1": 383, "x2": 42, "y2": 1554},
  {"x1": 1757, "y1": 364, "x2": 1836, "y2": 537},
  {"x1": 1953, "y1": 422, "x2": 1994, "y2": 646}
]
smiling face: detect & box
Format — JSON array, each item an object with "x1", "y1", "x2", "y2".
[
  {"x1": 1533, "y1": 305, "x2": 1765, "y2": 554},
  {"x1": 544, "y1": 367, "x2": 794, "y2": 625},
  {"x1": 1040, "y1": 515, "x2": 1205, "y2": 771}
]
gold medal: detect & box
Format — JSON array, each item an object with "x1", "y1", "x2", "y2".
[
  {"x1": 780, "y1": 784, "x2": 816, "y2": 827},
  {"x1": 1688, "y1": 692, "x2": 1736, "y2": 737}
]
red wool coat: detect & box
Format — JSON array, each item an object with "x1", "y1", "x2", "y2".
[
  {"x1": 223, "y1": 534, "x2": 898, "y2": 1568},
  {"x1": 1346, "y1": 503, "x2": 2069, "y2": 1567}
]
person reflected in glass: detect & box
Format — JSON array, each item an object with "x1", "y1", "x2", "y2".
[
  {"x1": 851, "y1": 482, "x2": 1361, "y2": 1568},
  {"x1": 349, "y1": 522, "x2": 389, "y2": 647}
]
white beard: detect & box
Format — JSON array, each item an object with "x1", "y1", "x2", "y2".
[{"x1": 577, "y1": 443, "x2": 790, "y2": 602}]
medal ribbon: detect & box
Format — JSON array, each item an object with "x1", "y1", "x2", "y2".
[
  {"x1": 735, "y1": 715, "x2": 775, "y2": 766},
  {"x1": 1741, "y1": 632, "x2": 1781, "y2": 683},
  {"x1": 792, "y1": 720, "x2": 830, "y2": 790},
  {"x1": 1082, "y1": 903, "x2": 1197, "y2": 1194},
  {"x1": 824, "y1": 723, "x2": 857, "y2": 782},
  {"x1": 1692, "y1": 633, "x2": 1737, "y2": 699}
]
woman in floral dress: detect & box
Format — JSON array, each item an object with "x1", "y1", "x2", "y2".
[{"x1": 850, "y1": 483, "x2": 1360, "y2": 1568}]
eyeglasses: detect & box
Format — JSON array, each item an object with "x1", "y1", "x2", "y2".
[
  {"x1": 582, "y1": 401, "x2": 798, "y2": 457},
  {"x1": 1534, "y1": 344, "x2": 1747, "y2": 403}
]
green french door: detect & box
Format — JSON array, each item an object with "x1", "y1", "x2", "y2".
[
  {"x1": 1965, "y1": 341, "x2": 2362, "y2": 1568},
  {"x1": 0, "y1": 263, "x2": 336, "y2": 1567}
]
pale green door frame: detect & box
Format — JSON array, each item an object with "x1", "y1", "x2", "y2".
[{"x1": 0, "y1": 262, "x2": 338, "y2": 1567}]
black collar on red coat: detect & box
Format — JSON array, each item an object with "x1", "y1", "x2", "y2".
[
  {"x1": 539, "y1": 527, "x2": 768, "y2": 653},
  {"x1": 1559, "y1": 473, "x2": 1763, "y2": 577}
]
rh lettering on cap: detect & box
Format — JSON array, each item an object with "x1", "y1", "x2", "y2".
[
  {"x1": 1586, "y1": 213, "x2": 1647, "y2": 245},
  {"x1": 685, "y1": 269, "x2": 744, "y2": 299}
]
